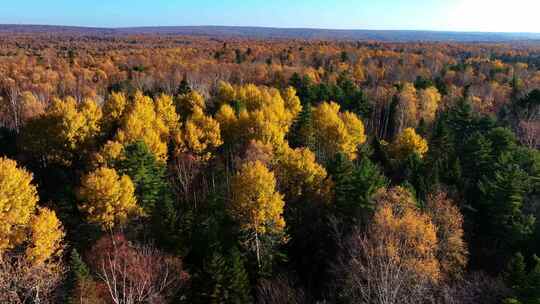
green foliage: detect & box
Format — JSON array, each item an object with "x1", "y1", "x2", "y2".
[
  {"x1": 505, "y1": 253, "x2": 540, "y2": 304},
  {"x1": 328, "y1": 153, "x2": 387, "y2": 225},
  {"x1": 115, "y1": 140, "x2": 169, "y2": 214}
]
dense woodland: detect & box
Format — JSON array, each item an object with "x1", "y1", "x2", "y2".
[{"x1": 0, "y1": 33, "x2": 539, "y2": 304}]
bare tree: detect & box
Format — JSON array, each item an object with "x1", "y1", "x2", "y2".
[
  {"x1": 91, "y1": 234, "x2": 189, "y2": 304},
  {"x1": 256, "y1": 274, "x2": 306, "y2": 304},
  {"x1": 518, "y1": 120, "x2": 539, "y2": 149},
  {"x1": 0, "y1": 254, "x2": 65, "y2": 304}
]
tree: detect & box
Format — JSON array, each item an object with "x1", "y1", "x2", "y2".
[
  {"x1": 25, "y1": 207, "x2": 65, "y2": 266},
  {"x1": 396, "y1": 82, "x2": 418, "y2": 133},
  {"x1": 0, "y1": 157, "x2": 39, "y2": 254},
  {"x1": 228, "y1": 160, "x2": 285, "y2": 269},
  {"x1": 426, "y1": 191, "x2": 468, "y2": 280},
  {"x1": 78, "y1": 167, "x2": 141, "y2": 230},
  {"x1": 116, "y1": 91, "x2": 172, "y2": 161},
  {"x1": 88, "y1": 233, "x2": 189, "y2": 304},
  {"x1": 179, "y1": 106, "x2": 223, "y2": 160},
  {"x1": 20, "y1": 97, "x2": 102, "y2": 165},
  {"x1": 418, "y1": 86, "x2": 442, "y2": 124},
  {"x1": 206, "y1": 247, "x2": 253, "y2": 304},
  {"x1": 334, "y1": 186, "x2": 440, "y2": 304},
  {"x1": 115, "y1": 141, "x2": 169, "y2": 214},
  {"x1": 505, "y1": 253, "x2": 540, "y2": 304},
  {"x1": 274, "y1": 145, "x2": 331, "y2": 204},
  {"x1": 311, "y1": 101, "x2": 366, "y2": 161},
  {"x1": 390, "y1": 127, "x2": 429, "y2": 160},
  {"x1": 176, "y1": 90, "x2": 206, "y2": 117}
]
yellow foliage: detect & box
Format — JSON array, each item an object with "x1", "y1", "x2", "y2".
[
  {"x1": 25, "y1": 207, "x2": 64, "y2": 265},
  {"x1": 217, "y1": 81, "x2": 236, "y2": 104},
  {"x1": 229, "y1": 161, "x2": 285, "y2": 235},
  {"x1": 216, "y1": 103, "x2": 240, "y2": 144},
  {"x1": 20, "y1": 91, "x2": 45, "y2": 121},
  {"x1": 0, "y1": 157, "x2": 39, "y2": 254},
  {"x1": 372, "y1": 186, "x2": 440, "y2": 282},
  {"x1": 426, "y1": 192, "x2": 468, "y2": 280},
  {"x1": 180, "y1": 107, "x2": 223, "y2": 160},
  {"x1": 391, "y1": 128, "x2": 429, "y2": 159},
  {"x1": 78, "y1": 167, "x2": 140, "y2": 230},
  {"x1": 215, "y1": 83, "x2": 301, "y2": 150},
  {"x1": 176, "y1": 90, "x2": 206, "y2": 116},
  {"x1": 418, "y1": 87, "x2": 441, "y2": 124},
  {"x1": 312, "y1": 102, "x2": 367, "y2": 161},
  {"x1": 92, "y1": 140, "x2": 125, "y2": 167},
  {"x1": 397, "y1": 82, "x2": 418, "y2": 129},
  {"x1": 116, "y1": 91, "x2": 171, "y2": 161},
  {"x1": 275, "y1": 146, "x2": 332, "y2": 203},
  {"x1": 155, "y1": 93, "x2": 181, "y2": 131},
  {"x1": 48, "y1": 97, "x2": 102, "y2": 151},
  {"x1": 103, "y1": 92, "x2": 128, "y2": 123}
]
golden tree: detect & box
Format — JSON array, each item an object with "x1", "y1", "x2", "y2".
[
  {"x1": 102, "y1": 92, "x2": 128, "y2": 125},
  {"x1": 0, "y1": 157, "x2": 39, "y2": 254},
  {"x1": 215, "y1": 83, "x2": 301, "y2": 150},
  {"x1": 179, "y1": 106, "x2": 223, "y2": 160},
  {"x1": 426, "y1": 191, "x2": 468, "y2": 280},
  {"x1": 176, "y1": 90, "x2": 206, "y2": 116},
  {"x1": 78, "y1": 167, "x2": 140, "y2": 230},
  {"x1": 396, "y1": 82, "x2": 418, "y2": 132},
  {"x1": 25, "y1": 207, "x2": 65, "y2": 265},
  {"x1": 228, "y1": 161, "x2": 285, "y2": 267},
  {"x1": 390, "y1": 128, "x2": 429, "y2": 159},
  {"x1": 116, "y1": 92, "x2": 171, "y2": 161},
  {"x1": 311, "y1": 102, "x2": 366, "y2": 161},
  {"x1": 274, "y1": 146, "x2": 332, "y2": 203},
  {"x1": 335, "y1": 186, "x2": 440, "y2": 304},
  {"x1": 418, "y1": 87, "x2": 441, "y2": 124}
]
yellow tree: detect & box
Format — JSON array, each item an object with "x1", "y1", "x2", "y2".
[
  {"x1": 371, "y1": 196, "x2": 440, "y2": 280},
  {"x1": 116, "y1": 92, "x2": 170, "y2": 161},
  {"x1": 335, "y1": 186, "x2": 440, "y2": 303},
  {"x1": 426, "y1": 191, "x2": 468, "y2": 280},
  {"x1": 48, "y1": 97, "x2": 102, "y2": 151},
  {"x1": 155, "y1": 93, "x2": 181, "y2": 131},
  {"x1": 25, "y1": 207, "x2": 65, "y2": 265},
  {"x1": 179, "y1": 106, "x2": 222, "y2": 160},
  {"x1": 176, "y1": 90, "x2": 206, "y2": 117},
  {"x1": 216, "y1": 81, "x2": 236, "y2": 104},
  {"x1": 311, "y1": 102, "x2": 366, "y2": 161},
  {"x1": 0, "y1": 157, "x2": 38, "y2": 254},
  {"x1": 396, "y1": 82, "x2": 418, "y2": 132},
  {"x1": 228, "y1": 161, "x2": 285, "y2": 268},
  {"x1": 418, "y1": 87, "x2": 441, "y2": 124},
  {"x1": 78, "y1": 167, "x2": 140, "y2": 230},
  {"x1": 0, "y1": 157, "x2": 65, "y2": 266},
  {"x1": 390, "y1": 128, "x2": 429, "y2": 160},
  {"x1": 275, "y1": 146, "x2": 332, "y2": 204},
  {"x1": 102, "y1": 92, "x2": 128, "y2": 126},
  {"x1": 215, "y1": 83, "x2": 301, "y2": 150}
]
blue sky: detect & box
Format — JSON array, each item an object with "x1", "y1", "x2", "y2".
[{"x1": 1, "y1": 0, "x2": 539, "y2": 33}]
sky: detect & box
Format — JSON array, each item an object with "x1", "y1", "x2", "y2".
[{"x1": 1, "y1": 0, "x2": 539, "y2": 33}]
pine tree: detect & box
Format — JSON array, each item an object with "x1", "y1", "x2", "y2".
[
  {"x1": 289, "y1": 102, "x2": 315, "y2": 150},
  {"x1": 228, "y1": 247, "x2": 253, "y2": 304},
  {"x1": 115, "y1": 140, "x2": 169, "y2": 214}
]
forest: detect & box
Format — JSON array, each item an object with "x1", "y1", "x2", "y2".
[{"x1": 0, "y1": 32, "x2": 539, "y2": 304}]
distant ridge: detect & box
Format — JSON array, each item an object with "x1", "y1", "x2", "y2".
[{"x1": 1, "y1": 24, "x2": 540, "y2": 42}]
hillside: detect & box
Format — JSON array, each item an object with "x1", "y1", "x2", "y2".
[{"x1": 1, "y1": 24, "x2": 540, "y2": 41}]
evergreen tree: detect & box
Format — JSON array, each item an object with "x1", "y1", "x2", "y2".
[
  {"x1": 115, "y1": 140, "x2": 170, "y2": 214},
  {"x1": 178, "y1": 76, "x2": 192, "y2": 95},
  {"x1": 207, "y1": 248, "x2": 253, "y2": 304},
  {"x1": 289, "y1": 102, "x2": 315, "y2": 149}
]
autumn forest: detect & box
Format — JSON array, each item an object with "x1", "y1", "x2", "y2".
[{"x1": 0, "y1": 32, "x2": 539, "y2": 304}]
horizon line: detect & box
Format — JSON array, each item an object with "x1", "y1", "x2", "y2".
[{"x1": 1, "y1": 23, "x2": 540, "y2": 35}]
